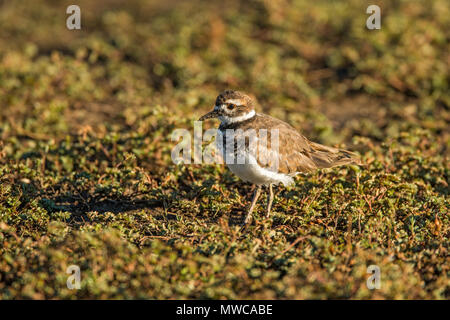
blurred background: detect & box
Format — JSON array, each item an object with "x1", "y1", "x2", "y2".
[
  {"x1": 1, "y1": 0, "x2": 448, "y2": 151},
  {"x1": 0, "y1": 0, "x2": 448, "y2": 299}
]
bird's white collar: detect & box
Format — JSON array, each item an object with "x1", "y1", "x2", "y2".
[{"x1": 219, "y1": 110, "x2": 256, "y2": 124}]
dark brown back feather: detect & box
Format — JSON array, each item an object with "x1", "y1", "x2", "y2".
[{"x1": 219, "y1": 113, "x2": 360, "y2": 174}]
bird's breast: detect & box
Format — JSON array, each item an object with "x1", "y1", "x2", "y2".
[{"x1": 216, "y1": 129, "x2": 293, "y2": 186}]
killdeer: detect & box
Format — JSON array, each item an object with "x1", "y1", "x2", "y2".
[{"x1": 199, "y1": 90, "x2": 360, "y2": 224}]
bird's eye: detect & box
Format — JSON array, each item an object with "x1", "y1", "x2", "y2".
[{"x1": 227, "y1": 104, "x2": 236, "y2": 110}]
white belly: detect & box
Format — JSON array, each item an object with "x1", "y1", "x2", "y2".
[
  {"x1": 216, "y1": 129, "x2": 293, "y2": 186},
  {"x1": 227, "y1": 162, "x2": 294, "y2": 186}
]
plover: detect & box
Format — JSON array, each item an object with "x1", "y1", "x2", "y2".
[{"x1": 199, "y1": 90, "x2": 360, "y2": 224}]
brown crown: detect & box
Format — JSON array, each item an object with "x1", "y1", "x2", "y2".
[{"x1": 215, "y1": 90, "x2": 254, "y2": 108}]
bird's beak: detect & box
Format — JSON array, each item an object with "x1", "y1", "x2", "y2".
[{"x1": 199, "y1": 109, "x2": 220, "y2": 121}]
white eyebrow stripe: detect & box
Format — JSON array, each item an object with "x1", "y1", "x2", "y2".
[{"x1": 225, "y1": 99, "x2": 243, "y2": 105}]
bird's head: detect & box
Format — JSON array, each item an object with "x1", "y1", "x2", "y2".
[{"x1": 199, "y1": 90, "x2": 256, "y2": 124}]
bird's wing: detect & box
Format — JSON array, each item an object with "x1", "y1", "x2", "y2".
[
  {"x1": 246, "y1": 114, "x2": 318, "y2": 174},
  {"x1": 251, "y1": 114, "x2": 360, "y2": 174}
]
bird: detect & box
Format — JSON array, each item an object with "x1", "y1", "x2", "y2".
[{"x1": 199, "y1": 90, "x2": 361, "y2": 224}]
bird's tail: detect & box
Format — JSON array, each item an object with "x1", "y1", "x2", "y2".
[{"x1": 308, "y1": 142, "x2": 362, "y2": 169}]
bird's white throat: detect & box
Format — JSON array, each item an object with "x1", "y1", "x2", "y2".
[{"x1": 219, "y1": 110, "x2": 256, "y2": 124}]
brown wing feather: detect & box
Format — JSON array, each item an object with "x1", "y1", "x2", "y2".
[
  {"x1": 254, "y1": 115, "x2": 318, "y2": 174},
  {"x1": 220, "y1": 113, "x2": 360, "y2": 175}
]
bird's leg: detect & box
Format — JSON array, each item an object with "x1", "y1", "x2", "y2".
[
  {"x1": 244, "y1": 185, "x2": 262, "y2": 224},
  {"x1": 266, "y1": 184, "x2": 274, "y2": 218}
]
